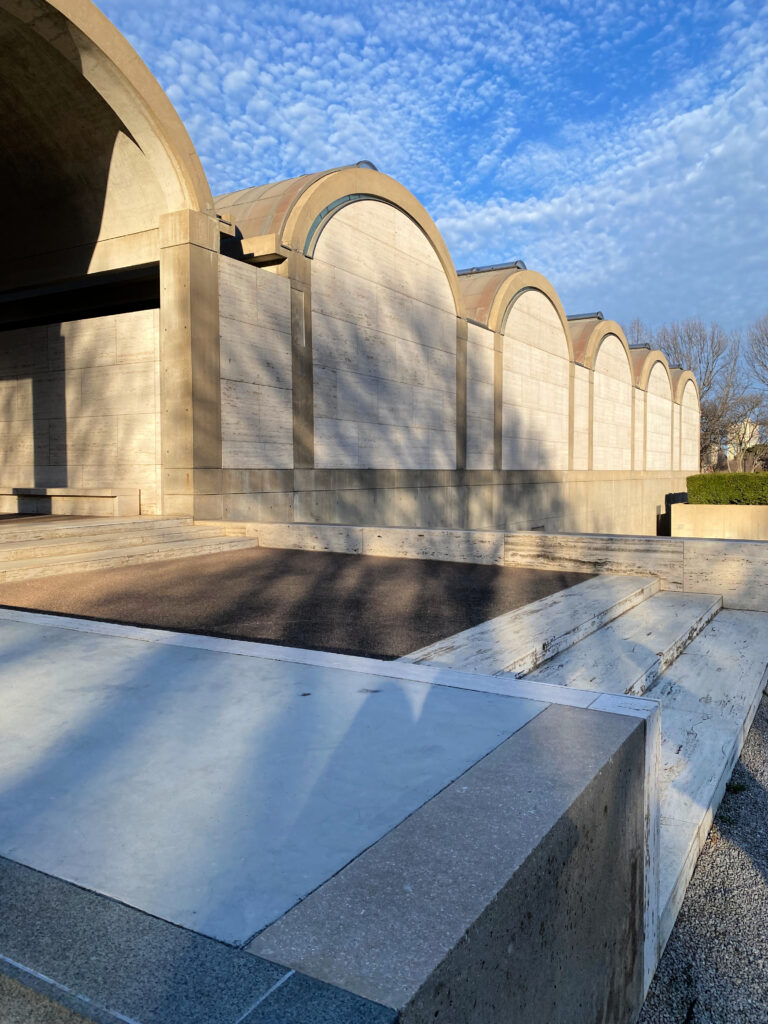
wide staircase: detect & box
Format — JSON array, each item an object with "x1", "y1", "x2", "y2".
[
  {"x1": 0, "y1": 515, "x2": 259, "y2": 582},
  {"x1": 404, "y1": 574, "x2": 768, "y2": 957}
]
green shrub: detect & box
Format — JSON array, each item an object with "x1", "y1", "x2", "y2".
[{"x1": 687, "y1": 473, "x2": 768, "y2": 505}]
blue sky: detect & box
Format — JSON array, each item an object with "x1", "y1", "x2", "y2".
[{"x1": 103, "y1": 0, "x2": 768, "y2": 331}]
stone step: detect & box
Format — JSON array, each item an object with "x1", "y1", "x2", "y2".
[
  {"x1": 0, "y1": 536, "x2": 261, "y2": 582},
  {"x1": 402, "y1": 574, "x2": 660, "y2": 676},
  {"x1": 0, "y1": 525, "x2": 224, "y2": 562},
  {"x1": 0, "y1": 516, "x2": 191, "y2": 543},
  {"x1": 654, "y1": 610, "x2": 768, "y2": 951},
  {"x1": 522, "y1": 592, "x2": 722, "y2": 696}
]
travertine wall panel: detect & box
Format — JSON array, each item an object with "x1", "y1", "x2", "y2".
[
  {"x1": 646, "y1": 363, "x2": 673, "y2": 471},
  {"x1": 634, "y1": 390, "x2": 645, "y2": 470},
  {"x1": 311, "y1": 200, "x2": 457, "y2": 469},
  {"x1": 502, "y1": 291, "x2": 569, "y2": 470},
  {"x1": 680, "y1": 381, "x2": 700, "y2": 471},
  {"x1": 593, "y1": 335, "x2": 632, "y2": 470},
  {"x1": 572, "y1": 365, "x2": 590, "y2": 471},
  {"x1": 0, "y1": 311, "x2": 161, "y2": 510},
  {"x1": 672, "y1": 404, "x2": 680, "y2": 471},
  {"x1": 219, "y1": 258, "x2": 293, "y2": 469},
  {"x1": 466, "y1": 323, "x2": 494, "y2": 469}
]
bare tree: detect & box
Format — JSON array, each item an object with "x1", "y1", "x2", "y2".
[
  {"x1": 654, "y1": 318, "x2": 732, "y2": 401},
  {"x1": 625, "y1": 318, "x2": 652, "y2": 348},
  {"x1": 747, "y1": 313, "x2": 768, "y2": 390},
  {"x1": 627, "y1": 315, "x2": 766, "y2": 470}
]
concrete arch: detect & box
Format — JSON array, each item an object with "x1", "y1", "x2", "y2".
[
  {"x1": 477, "y1": 271, "x2": 572, "y2": 471},
  {"x1": 0, "y1": 0, "x2": 212, "y2": 288},
  {"x1": 640, "y1": 353, "x2": 674, "y2": 472},
  {"x1": 308, "y1": 195, "x2": 457, "y2": 470},
  {"x1": 590, "y1": 329, "x2": 634, "y2": 472},
  {"x1": 568, "y1": 318, "x2": 632, "y2": 371},
  {"x1": 629, "y1": 349, "x2": 674, "y2": 392},
  {"x1": 459, "y1": 268, "x2": 574, "y2": 362},
  {"x1": 670, "y1": 369, "x2": 699, "y2": 406},
  {"x1": 215, "y1": 166, "x2": 463, "y2": 315}
]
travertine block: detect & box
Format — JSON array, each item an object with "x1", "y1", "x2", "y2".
[
  {"x1": 117, "y1": 414, "x2": 157, "y2": 465},
  {"x1": 115, "y1": 308, "x2": 158, "y2": 364},
  {"x1": 219, "y1": 257, "x2": 291, "y2": 335},
  {"x1": 222, "y1": 441, "x2": 293, "y2": 470},
  {"x1": 51, "y1": 315, "x2": 117, "y2": 369},
  {"x1": 80, "y1": 363, "x2": 156, "y2": 416},
  {"x1": 220, "y1": 319, "x2": 292, "y2": 389},
  {"x1": 49, "y1": 416, "x2": 117, "y2": 464},
  {"x1": 683, "y1": 539, "x2": 768, "y2": 611}
]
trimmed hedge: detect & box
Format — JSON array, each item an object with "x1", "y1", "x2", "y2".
[{"x1": 687, "y1": 473, "x2": 768, "y2": 505}]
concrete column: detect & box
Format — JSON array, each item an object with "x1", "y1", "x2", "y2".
[
  {"x1": 642, "y1": 387, "x2": 648, "y2": 472},
  {"x1": 630, "y1": 385, "x2": 636, "y2": 472},
  {"x1": 587, "y1": 367, "x2": 595, "y2": 472},
  {"x1": 288, "y1": 253, "x2": 314, "y2": 468},
  {"x1": 493, "y1": 330, "x2": 503, "y2": 471},
  {"x1": 159, "y1": 210, "x2": 222, "y2": 518},
  {"x1": 568, "y1": 362, "x2": 575, "y2": 471},
  {"x1": 456, "y1": 318, "x2": 467, "y2": 469}
]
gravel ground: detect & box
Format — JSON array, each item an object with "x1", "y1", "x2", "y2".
[
  {"x1": 0, "y1": 546, "x2": 591, "y2": 659},
  {"x1": 640, "y1": 692, "x2": 768, "y2": 1024}
]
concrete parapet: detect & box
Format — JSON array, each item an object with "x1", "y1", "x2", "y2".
[{"x1": 671, "y1": 502, "x2": 768, "y2": 541}]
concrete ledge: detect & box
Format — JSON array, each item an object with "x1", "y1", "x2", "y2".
[
  {"x1": 249, "y1": 704, "x2": 648, "y2": 1024},
  {"x1": 504, "y1": 531, "x2": 684, "y2": 589},
  {"x1": 0, "y1": 858, "x2": 395, "y2": 1024},
  {"x1": 241, "y1": 522, "x2": 505, "y2": 563},
  {"x1": 672, "y1": 502, "x2": 768, "y2": 540},
  {"x1": 0, "y1": 488, "x2": 140, "y2": 517},
  {"x1": 188, "y1": 521, "x2": 768, "y2": 612}
]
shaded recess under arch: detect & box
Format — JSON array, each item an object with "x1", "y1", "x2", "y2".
[
  {"x1": 0, "y1": 0, "x2": 215, "y2": 507},
  {"x1": 0, "y1": 0, "x2": 212, "y2": 295}
]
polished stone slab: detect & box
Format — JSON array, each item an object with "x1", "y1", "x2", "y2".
[{"x1": 0, "y1": 615, "x2": 545, "y2": 945}]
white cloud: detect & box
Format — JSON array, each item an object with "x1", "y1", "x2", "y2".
[{"x1": 101, "y1": 0, "x2": 768, "y2": 328}]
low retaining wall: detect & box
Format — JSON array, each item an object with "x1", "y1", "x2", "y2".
[
  {"x1": 671, "y1": 503, "x2": 768, "y2": 541},
  {"x1": 210, "y1": 520, "x2": 768, "y2": 613},
  {"x1": 196, "y1": 468, "x2": 689, "y2": 538},
  {"x1": 506, "y1": 532, "x2": 768, "y2": 612}
]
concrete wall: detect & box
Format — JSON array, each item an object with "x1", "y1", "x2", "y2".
[
  {"x1": 502, "y1": 291, "x2": 570, "y2": 470},
  {"x1": 311, "y1": 200, "x2": 457, "y2": 469},
  {"x1": 0, "y1": 309, "x2": 161, "y2": 513},
  {"x1": 671, "y1": 503, "x2": 768, "y2": 541},
  {"x1": 216, "y1": 467, "x2": 689, "y2": 535},
  {"x1": 506, "y1": 528, "x2": 768, "y2": 612},
  {"x1": 219, "y1": 257, "x2": 293, "y2": 469},
  {"x1": 593, "y1": 334, "x2": 632, "y2": 471}
]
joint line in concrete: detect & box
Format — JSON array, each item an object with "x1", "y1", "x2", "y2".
[
  {"x1": 232, "y1": 970, "x2": 295, "y2": 1023},
  {"x1": 0, "y1": 953, "x2": 143, "y2": 1024}
]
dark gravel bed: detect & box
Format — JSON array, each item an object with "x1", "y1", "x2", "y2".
[
  {"x1": 0, "y1": 546, "x2": 592, "y2": 659},
  {"x1": 640, "y1": 693, "x2": 768, "y2": 1024}
]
